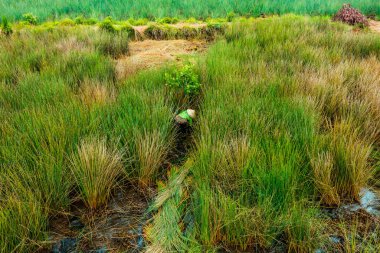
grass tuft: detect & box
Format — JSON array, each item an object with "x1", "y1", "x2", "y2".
[{"x1": 70, "y1": 138, "x2": 124, "y2": 209}]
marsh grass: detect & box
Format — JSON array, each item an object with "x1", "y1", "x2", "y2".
[
  {"x1": 1, "y1": 13, "x2": 380, "y2": 253},
  {"x1": 0, "y1": 194, "x2": 47, "y2": 252},
  {"x1": 340, "y1": 219, "x2": 380, "y2": 252},
  {"x1": 0, "y1": 24, "x2": 176, "y2": 251},
  {"x1": 147, "y1": 15, "x2": 380, "y2": 252},
  {"x1": 1, "y1": 0, "x2": 379, "y2": 21},
  {"x1": 0, "y1": 171, "x2": 48, "y2": 252}
]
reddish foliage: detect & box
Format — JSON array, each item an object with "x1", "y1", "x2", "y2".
[{"x1": 333, "y1": 4, "x2": 369, "y2": 27}]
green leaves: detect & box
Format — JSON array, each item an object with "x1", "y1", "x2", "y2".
[
  {"x1": 165, "y1": 65, "x2": 201, "y2": 96},
  {"x1": 22, "y1": 13, "x2": 38, "y2": 25}
]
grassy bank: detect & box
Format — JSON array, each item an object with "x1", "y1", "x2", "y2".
[
  {"x1": 147, "y1": 16, "x2": 380, "y2": 252},
  {"x1": 1, "y1": 0, "x2": 379, "y2": 22}
]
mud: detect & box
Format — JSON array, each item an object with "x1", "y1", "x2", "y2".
[
  {"x1": 46, "y1": 184, "x2": 152, "y2": 252},
  {"x1": 317, "y1": 188, "x2": 380, "y2": 252}
]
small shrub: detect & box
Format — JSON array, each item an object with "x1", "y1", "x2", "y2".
[
  {"x1": 60, "y1": 18, "x2": 75, "y2": 26},
  {"x1": 100, "y1": 17, "x2": 116, "y2": 33},
  {"x1": 70, "y1": 138, "x2": 124, "y2": 209},
  {"x1": 22, "y1": 13, "x2": 38, "y2": 25},
  {"x1": 83, "y1": 17, "x2": 98, "y2": 25},
  {"x1": 1, "y1": 17, "x2": 13, "y2": 36},
  {"x1": 74, "y1": 15, "x2": 85, "y2": 25},
  {"x1": 165, "y1": 65, "x2": 201, "y2": 96},
  {"x1": 227, "y1": 11, "x2": 236, "y2": 22},
  {"x1": 76, "y1": 17, "x2": 98, "y2": 25},
  {"x1": 333, "y1": 4, "x2": 369, "y2": 27}
]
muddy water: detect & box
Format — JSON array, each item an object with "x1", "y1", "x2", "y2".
[{"x1": 339, "y1": 188, "x2": 380, "y2": 217}]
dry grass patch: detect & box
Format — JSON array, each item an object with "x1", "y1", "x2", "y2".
[
  {"x1": 79, "y1": 80, "x2": 115, "y2": 107},
  {"x1": 369, "y1": 21, "x2": 380, "y2": 34},
  {"x1": 115, "y1": 39, "x2": 207, "y2": 79},
  {"x1": 56, "y1": 36, "x2": 90, "y2": 54},
  {"x1": 312, "y1": 122, "x2": 373, "y2": 205}
]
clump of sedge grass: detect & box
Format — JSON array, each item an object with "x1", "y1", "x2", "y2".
[
  {"x1": 93, "y1": 31, "x2": 130, "y2": 58},
  {"x1": 135, "y1": 130, "x2": 172, "y2": 188},
  {"x1": 0, "y1": 17, "x2": 13, "y2": 36},
  {"x1": 99, "y1": 16, "x2": 116, "y2": 33},
  {"x1": 70, "y1": 138, "x2": 124, "y2": 209}
]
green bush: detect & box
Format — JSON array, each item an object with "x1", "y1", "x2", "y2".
[
  {"x1": 59, "y1": 18, "x2": 75, "y2": 26},
  {"x1": 83, "y1": 17, "x2": 98, "y2": 25},
  {"x1": 22, "y1": 13, "x2": 38, "y2": 25},
  {"x1": 74, "y1": 15, "x2": 97, "y2": 25},
  {"x1": 74, "y1": 15, "x2": 98, "y2": 25},
  {"x1": 165, "y1": 65, "x2": 201, "y2": 96},
  {"x1": 227, "y1": 11, "x2": 236, "y2": 22},
  {"x1": 1, "y1": 17, "x2": 13, "y2": 36},
  {"x1": 74, "y1": 15, "x2": 85, "y2": 24},
  {"x1": 99, "y1": 17, "x2": 116, "y2": 33}
]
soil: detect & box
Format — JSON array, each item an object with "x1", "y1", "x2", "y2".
[
  {"x1": 44, "y1": 184, "x2": 153, "y2": 252},
  {"x1": 115, "y1": 39, "x2": 207, "y2": 79},
  {"x1": 369, "y1": 20, "x2": 380, "y2": 34}
]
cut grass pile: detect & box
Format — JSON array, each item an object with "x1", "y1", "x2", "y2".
[
  {"x1": 1, "y1": 0, "x2": 379, "y2": 21},
  {"x1": 146, "y1": 15, "x2": 380, "y2": 252}
]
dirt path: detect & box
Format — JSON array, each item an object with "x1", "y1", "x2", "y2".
[
  {"x1": 115, "y1": 39, "x2": 207, "y2": 79},
  {"x1": 369, "y1": 20, "x2": 380, "y2": 34}
]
